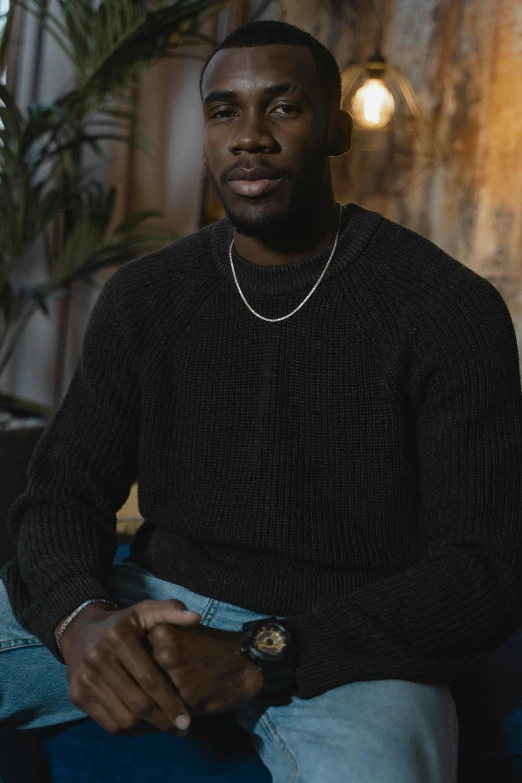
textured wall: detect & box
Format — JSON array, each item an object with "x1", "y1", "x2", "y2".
[{"x1": 279, "y1": 0, "x2": 522, "y2": 354}]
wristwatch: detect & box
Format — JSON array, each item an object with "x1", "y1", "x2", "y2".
[{"x1": 240, "y1": 617, "x2": 299, "y2": 706}]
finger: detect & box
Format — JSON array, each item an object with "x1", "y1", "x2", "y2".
[
  {"x1": 77, "y1": 670, "x2": 151, "y2": 732},
  {"x1": 115, "y1": 635, "x2": 192, "y2": 730},
  {"x1": 129, "y1": 600, "x2": 201, "y2": 634},
  {"x1": 79, "y1": 678, "x2": 189, "y2": 738},
  {"x1": 100, "y1": 658, "x2": 177, "y2": 733},
  {"x1": 76, "y1": 687, "x2": 126, "y2": 736}
]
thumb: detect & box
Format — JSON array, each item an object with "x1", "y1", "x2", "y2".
[{"x1": 130, "y1": 599, "x2": 202, "y2": 633}]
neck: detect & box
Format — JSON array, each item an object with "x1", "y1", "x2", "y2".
[{"x1": 232, "y1": 193, "x2": 340, "y2": 268}]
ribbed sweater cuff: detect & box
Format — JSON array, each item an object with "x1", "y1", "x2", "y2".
[
  {"x1": 2, "y1": 559, "x2": 117, "y2": 664},
  {"x1": 284, "y1": 610, "x2": 348, "y2": 701}
]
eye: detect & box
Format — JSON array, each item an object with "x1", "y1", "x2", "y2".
[
  {"x1": 273, "y1": 104, "x2": 299, "y2": 115},
  {"x1": 211, "y1": 108, "x2": 237, "y2": 120}
]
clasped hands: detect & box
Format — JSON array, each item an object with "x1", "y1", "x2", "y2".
[
  {"x1": 144, "y1": 619, "x2": 265, "y2": 717},
  {"x1": 61, "y1": 599, "x2": 265, "y2": 738}
]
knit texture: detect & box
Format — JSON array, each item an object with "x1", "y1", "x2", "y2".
[{"x1": 2, "y1": 203, "x2": 522, "y2": 700}]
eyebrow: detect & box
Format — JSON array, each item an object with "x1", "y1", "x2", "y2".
[{"x1": 203, "y1": 83, "x2": 310, "y2": 105}]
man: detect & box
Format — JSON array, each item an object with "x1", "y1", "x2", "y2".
[{"x1": 1, "y1": 19, "x2": 522, "y2": 783}]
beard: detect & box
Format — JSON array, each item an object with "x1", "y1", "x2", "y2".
[{"x1": 205, "y1": 154, "x2": 328, "y2": 242}]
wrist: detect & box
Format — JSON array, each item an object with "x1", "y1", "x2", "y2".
[
  {"x1": 55, "y1": 602, "x2": 119, "y2": 648},
  {"x1": 239, "y1": 618, "x2": 299, "y2": 704}
]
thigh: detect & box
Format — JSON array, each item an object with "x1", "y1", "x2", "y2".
[
  {"x1": 0, "y1": 575, "x2": 86, "y2": 729},
  {"x1": 236, "y1": 678, "x2": 459, "y2": 783},
  {"x1": 0, "y1": 561, "x2": 214, "y2": 729}
]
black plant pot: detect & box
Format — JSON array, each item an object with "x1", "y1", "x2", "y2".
[{"x1": 0, "y1": 424, "x2": 46, "y2": 569}]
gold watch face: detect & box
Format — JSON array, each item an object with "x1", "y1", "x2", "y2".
[{"x1": 253, "y1": 627, "x2": 287, "y2": 657}]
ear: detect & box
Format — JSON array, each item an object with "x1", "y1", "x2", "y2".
[{"x1": 328, "y1": 109, "x2": 353, "y2": 157}]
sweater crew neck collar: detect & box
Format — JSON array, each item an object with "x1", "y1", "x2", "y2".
[{"x1": 209, "y1": 203, "x2": 383, "y2": 297}]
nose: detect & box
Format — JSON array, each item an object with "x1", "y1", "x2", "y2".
[{"x1": 229, "y1": 110, "x2": 278, "y2": 155}]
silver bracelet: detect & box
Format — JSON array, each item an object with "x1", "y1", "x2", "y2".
[{"x1": 55, "y1": 598, "x2": 120, "y2": 657}]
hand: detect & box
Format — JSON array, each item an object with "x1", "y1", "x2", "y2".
[
  {"x1": 145, "y1": 622, "x2": 264, "y2": 716},
  {"x1": 59, "y1": 599, "x2": 203, "y2": 738}
]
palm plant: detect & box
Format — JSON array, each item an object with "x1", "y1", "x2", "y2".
[{"x1": 0, "y1": 0, "x2": 231, "y2": 418}]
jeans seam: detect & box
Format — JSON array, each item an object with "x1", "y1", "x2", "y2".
[
  {"x1": 0, "y1": 638, "x2": 43, "y2": 652},
  {"x1": 198, "y1": 599, "x2": 218, "y2": 625},
  {"x1": 249, "y1": 700, "x2": 299, "y2": 783}
]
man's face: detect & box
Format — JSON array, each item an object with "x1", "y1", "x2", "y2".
[{"x1": 201, "y1": 44, "x2": 332, "y2": 239}]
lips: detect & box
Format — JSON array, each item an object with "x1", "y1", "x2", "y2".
[
  {"x1": 228, "y1": 167, "x2": 278, "y2": 182},
  {"x1": 227, "y1": 166, "x2": 283, "y2": 198}
]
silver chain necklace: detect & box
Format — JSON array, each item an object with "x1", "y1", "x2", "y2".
[{"x1": 228, "y1": 203, "x2": 343, "y2": 323}]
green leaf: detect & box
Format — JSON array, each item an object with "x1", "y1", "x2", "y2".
[
  {"x1": 13, "y1": 0, "x2": 75, "y2": 62},
  {"x1": 0, "y1": 391, "x2": 54, "y2": 417},
  {"x1": 115, "y1": 209, "x2": 163, "y2": 233},
  {"x1": 0, "y1": 83, "x2": 24, "y2": 131},
  {"x1": 32, "y1": 290, "x2": 50, "y2": 316},
  {"x1": 0, "y1": 5, "x2": 16, "y2": 76},
  {"x1": 0, "y1": 277, "x2": 15, "y2": 323}
]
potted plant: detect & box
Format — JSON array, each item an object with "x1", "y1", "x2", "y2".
[{"x1": 0, "y1": 0, "x2": 230, "y2": 565}]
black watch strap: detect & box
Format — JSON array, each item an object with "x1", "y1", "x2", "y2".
[{"x1": 259, "y1": 659, "x2": 299, "y2": 705}]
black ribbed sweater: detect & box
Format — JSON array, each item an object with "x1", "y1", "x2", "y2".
[{"x1": 3, "y1": 203, "x2": 522, "y2": 700}]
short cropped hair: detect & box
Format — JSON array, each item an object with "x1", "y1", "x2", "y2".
[{"x1": 199, "y1": 20, "x2": 342, "y2": 111}]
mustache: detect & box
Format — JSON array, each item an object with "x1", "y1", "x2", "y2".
[{"x1": 219, "y1": 159, "x2": 293, "y2": 185}]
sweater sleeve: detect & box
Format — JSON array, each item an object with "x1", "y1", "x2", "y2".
[
  {"x1": 0, "y1": 267, "x2": 140, "y2": 663},
  {"x1": 284, "y1": 275, "x2": 522, "y2": 701}
]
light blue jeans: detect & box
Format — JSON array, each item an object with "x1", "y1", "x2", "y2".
[{"x1": 0, "y1": 560, "x2": 459, "y2": 782}]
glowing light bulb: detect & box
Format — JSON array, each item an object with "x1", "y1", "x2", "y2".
[{"x1": 351, "y1": 77, "x2": 396, "y2": 130}]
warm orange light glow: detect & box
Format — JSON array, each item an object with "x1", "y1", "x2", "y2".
[{"x1": 351, "y1": 78, "x2": 396, "y2": 130}]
